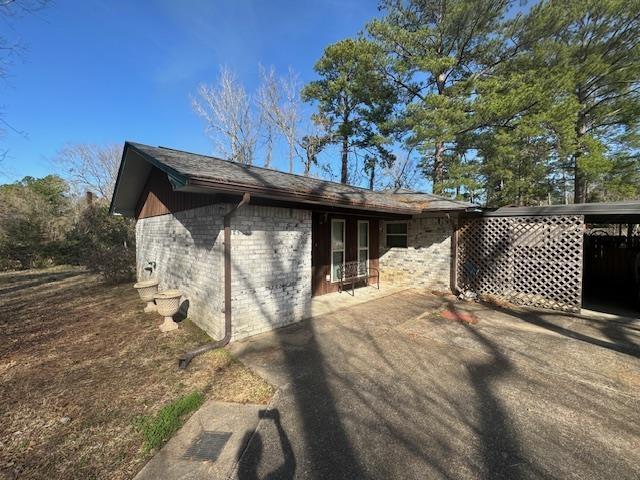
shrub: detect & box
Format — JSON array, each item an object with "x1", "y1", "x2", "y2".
[
  {"x1": 0, "y1": 175, "x2": 74, "y2": 270},
  {"x1": 71, "y1": 203, "x2": 136, "y2": 283}
]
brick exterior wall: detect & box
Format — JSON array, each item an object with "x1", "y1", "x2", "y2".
[
  {"x1": 136, "y1": 203, "x2": 451, "y2": 342},
  {"x1": 228, "y1": 205, "x2": 312, "y2": 340},
  {"x1": 379, "y1": 215, "x2": 453, "y2": 291},
  {"x1": 136, "y1": 203, "x2": 312, "y2": 341}
]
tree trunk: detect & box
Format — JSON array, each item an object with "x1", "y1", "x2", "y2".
[
  {"x1": 264, "y1": 132, "x2": 273, "y2": 169},
  {"x1": 368, "y1": 163, "x2": 375, "y2": 190},
  {"x1": 341, "y1": 135, "x2": 349, "y2": 184},
  {"x1": 573, "y1": 95, "x2": 589, "y2": 204},
  {"x1": 574, "y1": 159, "x2": 587, "y2": 204},
  {"x1": 432, "y1": 141, "x2": 445, "y2": 194},
  {"x1": 288, "y1": 140, "x2": 295, "y2": 174},
  {"x1": 432, "y1": 73, "x2": 447, "y2": 195},
  {"x1": 573, "y1": 119, "x2": 589, "y2": 204}
]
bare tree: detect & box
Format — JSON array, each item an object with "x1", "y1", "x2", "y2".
[
  {"x1": 256, "y1": 65, "x2": 279, "y2": 169},
  {"x1": 192, "y1": 66, "x2": 257, "y2": 165},
  {"x1": 279, "y1": 68, "x2": 302, "y2": 173},
  {"x1": 0, "y1": 0, "x2": 49, "y2": 160},
  {"x1": 382, "y1": 147, "x2": 420, "y2": 190},
  {"x1": 256, "y1": 65, "x2": 305, "y2": 173},
  {"x1": 56, "y1": 143, "x2": 121, "y2": 200},
  {"x1": 257, "y1": 65, "x2": 332, "y2": 176},
  {"x1": 0, "y1": 0, "x2": 48, "y2": 80},
  {"x1": 260, "y1": 120, "x2": 275, "y2": 169}
]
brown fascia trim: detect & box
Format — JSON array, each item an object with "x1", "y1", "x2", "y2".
[
  {"x1": 183, "y1": 176, "x2": 422, "y2": 216},
  {"x1": 108, "y1": 143, "x2": 132, "y2": 214},
  {"x1": 111, "y1": 142, "x2": 191, "y2": 216}
]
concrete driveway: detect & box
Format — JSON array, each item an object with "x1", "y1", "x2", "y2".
[{"x1": 229, "y1": 289, "x2": 640, "y2": 480}]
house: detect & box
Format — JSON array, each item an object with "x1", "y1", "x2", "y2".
[
  {"x1": 110, "y1": 142, "x2": 475, "y2": 341},
  {"x1": 110, "y1": 142, "x2": 640, "y2": 342}
]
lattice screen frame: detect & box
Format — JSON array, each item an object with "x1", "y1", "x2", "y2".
[{"x1": 456, "y1": 215, "x2": 585, "y2": 311}]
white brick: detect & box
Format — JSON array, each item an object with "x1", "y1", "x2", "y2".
[
  {"x1": 136, "y1": 203, "x2": 312, "y2": 341},
  {"x1": 379, "y1": 216, "x2": 453, "y2": 291}
]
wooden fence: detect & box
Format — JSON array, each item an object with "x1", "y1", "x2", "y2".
[
  {"x1": 456, "y1": 215, "x2": 585, "y2": 311},
  {"x1": 583, "y1": 234, "x2": 640, "y2": 294}
]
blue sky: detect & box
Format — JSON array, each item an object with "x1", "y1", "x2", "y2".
[{"x1": 1, "y1": 0, "x2": 380, "y2": 182}]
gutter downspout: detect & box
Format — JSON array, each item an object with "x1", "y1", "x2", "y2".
[
  {"x1": 178, "y1": 193, "x2": 251, "y2": 369},
  {"x1": 447, "y1": 213, "x2": 462, "y2": 295}
]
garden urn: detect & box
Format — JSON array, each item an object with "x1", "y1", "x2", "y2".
[
  {"x1": 154, "y1": 290, "x2": 182, "y2": 332},
  {"x1": 133, "y1": 279, "x2": 159, "y2": 312}
]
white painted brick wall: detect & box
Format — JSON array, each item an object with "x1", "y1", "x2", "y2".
[
  {"x1": 136, "y1": 204, "x2": 312, "y2": 341},
  {"x1": 136, "y1": 204, "x2": 225, "y2": 339},
  {"x1": 229, "y1": 205, "x2": 312, "y2": 340},
  {"x1": 136, "y1": 203, "x2": 449, "y2": 341},
  {"x1": 379, "y1": 215, "x2": 453, "y2": 291}
]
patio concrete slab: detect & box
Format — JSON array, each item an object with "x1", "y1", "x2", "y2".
[
  {"x1": 229, "y1": 289, "x2": 640, "y2": 480},
  {"x1": 308, "y1": 284, "x2": 409, "y2": 317},
  {"x1": 134, "y1": 400, "x2": 264, "y2": 480}
]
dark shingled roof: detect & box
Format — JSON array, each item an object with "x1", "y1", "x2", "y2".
[{"x1": 110, "y1": 142, "x2": 476, "y2": 216}]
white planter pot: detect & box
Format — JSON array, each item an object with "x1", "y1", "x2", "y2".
[
  {"x1": 154, "y1": 290, "x2": 182, "y2": 332},
  {"x1": 133, "y1": 279, "x2": 159, "y2": 312}
]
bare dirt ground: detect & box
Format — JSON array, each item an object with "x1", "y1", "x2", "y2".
[{"x1": 0, "y1": 266, "x2": 273, "y2": 480}]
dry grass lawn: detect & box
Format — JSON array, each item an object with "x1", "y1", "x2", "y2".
[{"x1": 0, "y1": 266, "x2": 274, "y2": 480}]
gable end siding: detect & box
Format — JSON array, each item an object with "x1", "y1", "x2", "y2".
[{"x1": 135, "y1": 167, "x2": 218, "y2": 219}]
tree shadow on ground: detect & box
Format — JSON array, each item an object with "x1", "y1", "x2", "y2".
[
  {"x1": 227, "y1": 192, "x2": 366, "y2": 479},
  {"x1": 483, "y1": 301, "x2": 640, "y2": 359},
  {"x1": 233, "y1": 280, "x2": 541, "y2": 478},
  {"x1": 0, "y1": 270, "x2": 83, "y2": 295},
  {"x1": 459, "y1": 319, "x2": 525, "y2": 479}
]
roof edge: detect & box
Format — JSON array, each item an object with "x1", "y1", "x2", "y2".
[
  {"x1": 108, "y1": 142, "x2": 131, "y2": 215},
  {"x1": 110, "y1": 142, "x2": 190, "y2": 216},
  {"x1": 478, "y1": 201, "x2": 640, "y2": 217},
  {"x1": 183, "y1": 177, "x2": 422, "y2": 215},
  {"x1": 112, "y1": 141, "x2": 476, "y2": 216}
]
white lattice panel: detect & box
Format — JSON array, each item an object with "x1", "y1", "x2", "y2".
[{"x1": 457, "y1": 215, "x2": 584, "y2": 311}]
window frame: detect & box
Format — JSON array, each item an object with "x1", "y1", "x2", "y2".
[
  {"x1": 385, "y1": 221, "x2": 408, "y2": 248},
  {"x1": 330, "y1": 218, "x2": 346, "y2": 283},
  {"x1": 357, "y1": 220, "x2": 369, "y2": 277}
]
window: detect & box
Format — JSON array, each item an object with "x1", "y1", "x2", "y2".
[
  {"x1": 357, "y1": 221, "x2": 369, "y2": 276},
  {"x1": 386, "y1": 222, "x2": 408, "y2": 248},
  {"x1": 331, "y1": 219, "x2": 345, "y2": 282}
]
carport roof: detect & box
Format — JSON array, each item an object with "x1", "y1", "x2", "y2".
[
  {"x1": 110, "y1": 142, "x2": 477, "y2": 216},
  {"x1": 480, "y1": 201, "x2": 640, "y2": 223}
]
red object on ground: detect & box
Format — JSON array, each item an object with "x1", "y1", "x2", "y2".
[{"x1": 440, "y1": 309, "x2": 478, "y2": 325}]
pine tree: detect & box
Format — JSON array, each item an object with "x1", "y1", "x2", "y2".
[
  {"x1": 530, "y1": 0, "x2": 640, "y2": 203},
  {"x1": 368, "y1": 0, "x2": 515, "y2": 194},
  {"x1": 302, "y1": 38, "x2": 397, "y2": 185}
]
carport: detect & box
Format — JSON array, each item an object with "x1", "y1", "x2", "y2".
[{"x1": 454, "y1": 201, "x2": 640, "y2": 314}]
